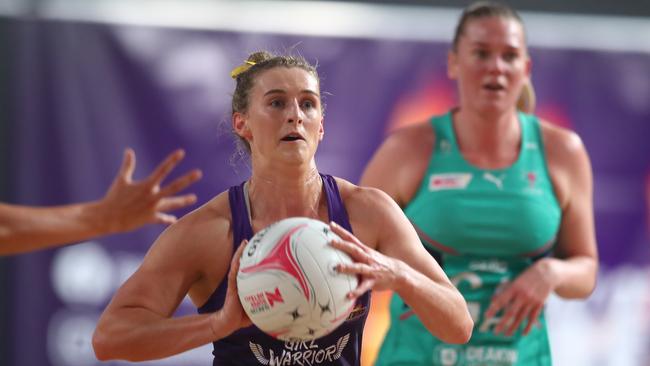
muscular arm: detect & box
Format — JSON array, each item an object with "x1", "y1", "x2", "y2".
[
  {"x1": 477, "y1": 125, "x2": 599, "y2": 336},
  {"x1": 92, "y1": 197, "x2": 249, "y2": 361},
  {"x1": 0, "y1": 149, "x2": 201, "y2": 255},
  {"x1": 357, "y1": 125, "x2": 473, "y2": 341},
  {"x1": 544, "y1": 126, "x2": 598, "y2": 298},
  {"x1": 373, "y1": 190, "x2": 473, "y2": 343},
  {"x1": 0, "y1": 202, "x2": 114, "y2": 254},
  {"x1": 338, "y1": 185, "x2": 473, "y2": 344}
]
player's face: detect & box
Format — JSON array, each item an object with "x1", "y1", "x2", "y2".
[
  {"x1": 234, "y1": 67, "x2": 324, "y2": 166},
  {"x1": 448, "y1": 16, "x2": 531, "y2": 114}
]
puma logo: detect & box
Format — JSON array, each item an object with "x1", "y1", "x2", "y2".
[{"x1": 483, "y1": 172, "x2": 506, "y2": 190}]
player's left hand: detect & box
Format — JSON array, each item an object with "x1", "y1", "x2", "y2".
[
  {"x1": 484, "y1": 258, "x2": 558, "y2": 336},
  {"x1": 100, "y1": 148, "x2": 202, "y2": 233},
  {"x1": 328, "y1": 221, "x2": 403, "y2": 300}
]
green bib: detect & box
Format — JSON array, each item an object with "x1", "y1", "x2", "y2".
[{"x1": 377, "y1": 112, "x2": 561, "y2": 366}]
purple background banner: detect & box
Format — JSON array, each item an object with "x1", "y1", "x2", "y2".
[{"x1": 2, "y1": 16, "x2": 649, "y2": 366}]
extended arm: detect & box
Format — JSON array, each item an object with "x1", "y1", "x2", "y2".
[
  {"x1": 0, "y1": 148, "x2": 201, "y2": 255},
  {"x1": 485, "y1": 128, "x2": 598, "y2": 336},
  {"x1": 542, "y1": 131, "x2": 598, "y2": 298},
  {"x1": 92, "y1": 206, "x2": 251, "y2": 361}
]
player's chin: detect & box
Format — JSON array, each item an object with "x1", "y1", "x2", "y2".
[
  {"x1": 480, "y1": 98, "x2": 515, "y2": 113},
  {"x1": 278, "y1": 150, "x2": 313, "y2": 165}
]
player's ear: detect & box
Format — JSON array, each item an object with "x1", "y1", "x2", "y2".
[
  {"x1": 318, "y1": 118, "x2": 324, "y2": 141},
  {"x1": 233, "y1": 112, "x2": 252, "y2": 140},
  {"x1": 447, "y1": 50, "x2": 458, "y2": 80}
]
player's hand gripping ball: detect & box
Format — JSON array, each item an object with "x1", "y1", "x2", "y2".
[{"x1": 237, "y1": 217, "x2": 358, "y2": 341}]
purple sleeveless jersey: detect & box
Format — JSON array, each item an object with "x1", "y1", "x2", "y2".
[{"x1": 198, "y1": 174, "x2": 371, "y2": 366}]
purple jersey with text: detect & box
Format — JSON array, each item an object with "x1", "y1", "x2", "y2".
[{"x1": 198, "y1": 174, "x2": 371, "y2": 366}]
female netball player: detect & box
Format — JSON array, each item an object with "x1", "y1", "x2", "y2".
[{"x1": 92, "y1": 51, "x2": 473, "y2": 365}]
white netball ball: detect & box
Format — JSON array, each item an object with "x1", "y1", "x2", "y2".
[{"x1": 237, "y1": 217, "x2": 358, "y2": 341}]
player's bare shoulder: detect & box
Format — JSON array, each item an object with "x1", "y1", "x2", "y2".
[
  {"x1": 164, "y1": 191, "x2": 231, "y2": 244},
  {"x1": 147, "y1": 190, "x2": 234, "y2": 271},
  {"x1": 540, "y1": 120, "x2": 592, "y2": 209},
  {"x1": 539, "y1": 120, "x2": 589, "y2": 169},
  {"x1": 333, "y1": 177, "x2": 401, "y2": 249},
  {"x1": 362, "y1": 121, "x2": 434, "y2": 205},
  {"x1": 540, "y1": 120, "x2": 584, "y2": 150},
  {"x1": 335, "y1": 178, "x2": 397, "y2": 210},
  {"x1": 383, "y1": 121, "x2": 435, "y2": 159}
]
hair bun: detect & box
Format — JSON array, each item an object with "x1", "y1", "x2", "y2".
[{"x1": 247, "y1": 51, "x2": 274, "y2": 64}]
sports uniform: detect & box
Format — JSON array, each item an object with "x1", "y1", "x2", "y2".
[
  {"x1": 199, "y1": 173, "x2": 371, "y2": 366},
  {"x1": 377, "y1": 112, "x2": 561, "y2": 366}
]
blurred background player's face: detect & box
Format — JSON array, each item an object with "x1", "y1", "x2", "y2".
[
  {"x1": 449, "y1": 16, "x2": 531, "y2": 115},
  {"x1": 238, "y1": 67, "x2": 324, "y2": 167}
]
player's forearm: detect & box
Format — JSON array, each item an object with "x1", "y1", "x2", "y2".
[
  {"x1": 0, "y1": 202, "x2": 108, "y2": 254},
  {"x1": 546, "y1": 256, "x2": 598, "y2": 299},
  {"x1": 92, "y1": 309, "x2": 222, "y2": 361},
  {"x1": 394, "y1": 261, "x2": 473, "y2": 344}
]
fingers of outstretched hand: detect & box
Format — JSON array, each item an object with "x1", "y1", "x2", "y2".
[
  {"x1": 488, "y1": 286, "x2": 544, "y2": 336},
  {"x1": 157, "y1": 169, "x2": 202, "y2": 198},
  {"x1": 154, "y1": 212, "x2": 177, "y2": 225},
  {"x1": 118, "y1": 148, "x2": 136, "y2": 182},
  {"x1": 157, "y1": 194, "x2": 198, "y2": 212},
  {"x1": 148, "y1": 149, "x2": 185, "y2": 185},
  {"x1": 336, "y1": 261, "x2": 374, "y2": 276},
  {"x1": 330, "y1": 238, "x2": 368, "y2": 263},
  {"x1": 485, "y1": 288, "x2": 512, "y2": 320},
  {"x1": 329, "y1": 221, "x2": 364, "y2": 247},
  {"x1": 509, "y1": 305, "x2": 533, "y2": 336},
  {"x1": 348, "y1": 278, "x2": 375, "y2": 299},
  {"x1": 523, "y1": 306, "x2": 543, "y2": 335},
  {"x1": 502, "y1": 301, "x2": 530, "y2": 336},
  {"x1": 492, "y1": 294, "x2": 523, "y2": 334}
]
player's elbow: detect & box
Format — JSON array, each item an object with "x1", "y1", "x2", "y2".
[
  {"x1": 458, "y1": 316, "x2": 475, "y2": 344},
  {"x1": 433, "y1": 295, "x2": 474, "y2": 344},
  {"x1": 556, "y1": 277, "x2": 597, "y2": 299},
  {"x1": 581, "y1": 259, "x2": 599, "y2": 298},
  {"x1": 443, "y1": 315, "x2": 474, "y2": 344},
  {"x1": 555, "y1": 257, "x2": 599, "y2": 299}
]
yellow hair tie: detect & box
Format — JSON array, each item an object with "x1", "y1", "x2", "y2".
[{"x1": 230, "y1": 60, "x2": 256, "y2": 79}]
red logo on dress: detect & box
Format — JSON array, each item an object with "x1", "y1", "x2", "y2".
[
  {"x1": 428, "y1": 173, "x2": 472, "y2": 191},
  {"x1": 432, "y1": 177, "x2": 455, "y2": 187},
  {"x1": 527, "y1": 172, "x2": 537, "y2": 188}
]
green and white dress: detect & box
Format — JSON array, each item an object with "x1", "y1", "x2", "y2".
[{"x1": 376, "y1": 112, "x2": 561, "y2": 366}]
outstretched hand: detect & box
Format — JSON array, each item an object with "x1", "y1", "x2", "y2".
[
  {"x1": 329, "y1": 221, "x2": 402, "y2": 300},
  {"x1": 484, "y1": 258, "x2": 557, "y2": 336},
  {"x1": 100, "y1": 148, "x2": 202, "y2": 233}
]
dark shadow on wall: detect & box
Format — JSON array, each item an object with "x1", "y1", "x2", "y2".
[{"x1": 0, "y1": 16, "x2": 14, "y2": 366}]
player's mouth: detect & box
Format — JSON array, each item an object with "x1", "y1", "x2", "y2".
[
  {"x1": 483, "y1": 82, "x2": 506, "y2": 92},
  {"x1": 280, "y1": 132, "x2": 305, "y2": 142}
]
